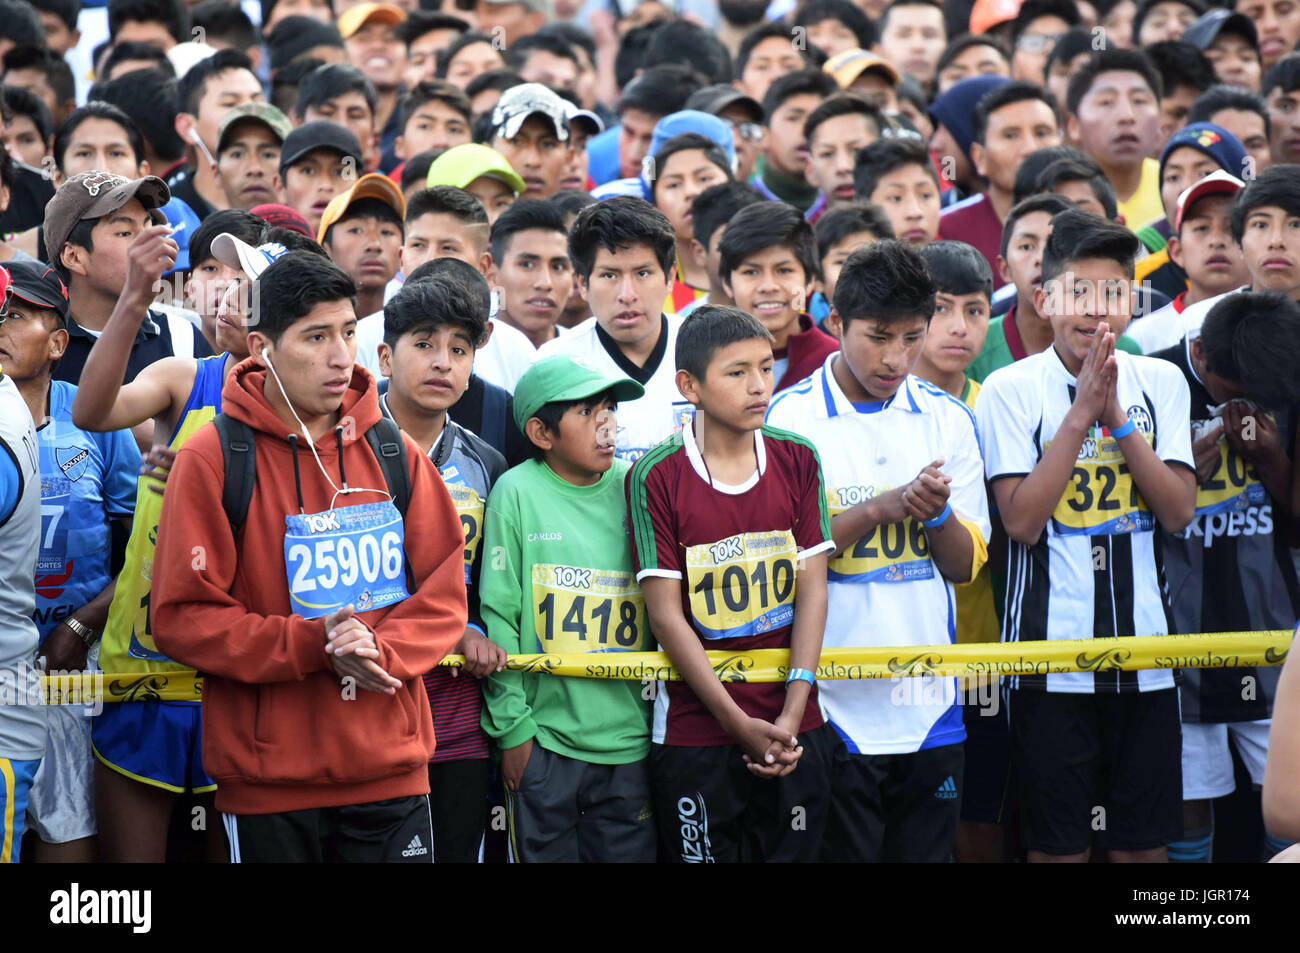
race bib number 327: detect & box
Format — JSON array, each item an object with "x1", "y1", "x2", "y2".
[
  {"x1": 284, "y1": 500, "x2": 410, "y2": 619},
  {"x1": 1050, "y1": 433, "x2": 1155, "y2": 536}
]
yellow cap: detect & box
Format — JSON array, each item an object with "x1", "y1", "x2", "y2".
[
  {"x1": 824, "y1": 48, "x2": 901, "y2": 89},
  {"x1": 338, "y1": 2, "x2": 406, "y2": 39},
  {"x1": 317, "y1": 172, "x2": 406, "y2": 242}
]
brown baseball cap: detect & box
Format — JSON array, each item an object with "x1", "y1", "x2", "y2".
[{"x1": 44, "y1": 171, "x2": 171, "y2": 268}]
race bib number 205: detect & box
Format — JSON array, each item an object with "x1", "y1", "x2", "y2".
[
  {"x1": 284, "y1": 500, "x2": 410, "y2": 619},
  {"x1": 685, "y1": 531, "x2": 798, "y2": 640}
]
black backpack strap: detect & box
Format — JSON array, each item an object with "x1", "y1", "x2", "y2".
[
  {"x1": 365, "y1": 417, "x2": 410, "y2": 517},
  {"x1": 214, "y1": 414, "x2": 257, "y2": 534}
]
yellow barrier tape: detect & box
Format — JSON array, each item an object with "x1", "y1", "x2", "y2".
[{"x1": 37, "y1": 630, "x2": 1293, "y2": 702}]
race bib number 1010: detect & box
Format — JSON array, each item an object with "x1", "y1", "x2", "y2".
[{"x1": 685, "y1": 531, "x2": 798, "y2": 640}]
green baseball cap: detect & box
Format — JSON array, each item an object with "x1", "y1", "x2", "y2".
[
  {"x1": 513, "y1": 354, "x2": 645, "y2": 433},
  {"x1": 217, "y1": 102, "x2": 293, "y2": 154},
  {"x1": 426, "y1": 143, "x2": 526, "y2": 195}
]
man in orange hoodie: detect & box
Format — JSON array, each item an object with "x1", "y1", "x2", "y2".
[{"x1": 151, "y1": 250, "x2": 468, "y2": 863}]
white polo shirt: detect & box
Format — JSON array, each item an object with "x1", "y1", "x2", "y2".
[
  {"x1": 767, "y1": 356, "x2": 991, "y2": 754},
  {"x1": 533, "y1": 313, "x2": 693, "y2": 462}
]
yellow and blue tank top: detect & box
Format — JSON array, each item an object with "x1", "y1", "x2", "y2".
[{"x1": 99, "y1": 354, "x2": 227, "y2": 684}]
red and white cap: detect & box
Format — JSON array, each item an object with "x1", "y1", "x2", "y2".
[{"x1": 1175, "y1": 169, "x2": 1245, "y2": 232}]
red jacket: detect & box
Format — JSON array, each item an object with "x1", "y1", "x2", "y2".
[
  {"x1": 776, "y1": 314, "x2": 840, "y2": 392},
  {"x1": 152, "y1": 358, "x2": 467, "y2": 814}
]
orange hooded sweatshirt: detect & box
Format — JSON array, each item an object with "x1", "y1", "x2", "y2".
[{"x1": 152, "y1": 358, "x2": 467, "y2": 815}]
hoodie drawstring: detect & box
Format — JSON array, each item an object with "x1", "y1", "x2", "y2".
[
  {"x1": 335, "y1": 425, "x2": 348, "y2": 491},
  {"x1": 288, "y1": 433, "x2": 306, "y2": 514}
]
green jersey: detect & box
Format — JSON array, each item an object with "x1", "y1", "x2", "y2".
[{"x1": 480, "y1": 457, "x2": 651, "y2": 764}]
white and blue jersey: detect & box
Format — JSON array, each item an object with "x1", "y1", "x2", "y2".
[
  {"x1": 34, "y1": 382, "x2": 140, "y2": 643},
  {"x1": 767, "y1": 355, "x2": 991, "y2": 755}
]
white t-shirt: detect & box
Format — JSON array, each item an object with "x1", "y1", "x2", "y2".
[
  {"x1": 977, "y1": 347, "x2": 1194, "y2": 694},
  {"x1": 533, "y1": 314, "x2": 691, "y2": 462},
  {"x1": 767, "y1": 356, "x2": 991, "y2": 754},
  {"x1": 1127, "y1": 287, "x2": 1239, "y2": 354}
]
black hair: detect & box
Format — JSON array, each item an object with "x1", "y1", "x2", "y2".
[
  {"x1": 1012, "y1": 143, "x2": 1094, "y2": 204},
  {"x1": 323, "y1": 197, "x2": 404, "y2": 246},
  {"x1": 1044, "y1": 26, "x2": 1094, "y2": 77},
  {"x1": 100, "y1": 40, "x2": 175, "y2": 80},
  {"x1": 762, "y1": 67, "x2": 838, "y2": 123},
  {"x1": 1039, "y1": 207, "x2": 1138, "y2": 286},
  {"x1": 1066, "y1": 49, "x2": 1163, "y2": 116},
  {"x1": 1199, "y1": 290, "x2": 1300, "y2": 408},
  {"x1": 1132, "y1": 0, "x2": 1204, "y2": 44},
  {"x1": 260, "y1": 0, "x2": 336, "y2": 32},
  {"x1": 189, "y1": 207, "x2": 265, "y2": 269},
  {"x1": 398, "y1": 10, "x2": 470, "y2": 46},
  {"x1": 803, "y1": 93, "x2": 885, "y2": 146},
  {"x1": 936, "y1": 32, "x2": 1011, "y2": 77},
  {"x1": 644, "y1": 19, "x2": 733, "y2": 85},
  {"x1": 30, "y1": 0, "x2": 80, "y2": 33},
  {"x1": 252, "y1": 251, "x2": 356, "y2": 344},
  {"x1": 1000, "y1": 192, "x2": 1074, "y2": 258},
  {"x1": 58, "y1": 216, "x2": 102, "y2": 281},
  {"x1": 489, "y1": 198, "x2": 569, "y2": 265},
  {"x1": 400, "y1": 150, "x2": 442, "y2": 190},
  {"x1": 1231, "y1": 163, "x2": 1300, "y2": 242},
  {"x1": 270, "y1": 57, "x2": 324, "y2": 115},
  {"x1": 296, "y1": 63, "x2": 378, "y2": 121},
  {"x1": 400, "y1": 79, "x2": 472, "y2": 129},
  {"x1": 650, "y1": 132, "x2": 733, "y2": 201},
  {"x1": 2, "y1": 46, "x2": 76, "y2": 106},
  {"x1": 536, "y1": 21, "x2": 597, "y2": 67},
  {"x1": 1188, "y1": 84, "x2": 1271, "y2": 139},
  {"x1": 878, "y1": 0, "x2": 945, "y2": 34},
  {"x1": 896, "y1": 74, "x2": 928, "y2": 115},
  {"x1": 53, "y1": 101, "x2": 145, "y2": 171},
  {"x1": 614, "y1": 21, "x2": 663, "y2": 89},
  {"x1": 191, "y1": 0, "x2": 256, "y2": 50},
  {"x1": 675, "y1": 304, "x2": 773, "y2": 379},
  {"x1": 797, "y1": 0, "x2": 878, "y2": 50},
  {"x1": 1144, "y1": 40, "x2": 1217, "y2": 100},
  {"x1": 717, "y1": 200, "x2": 820, "y2": 285},
  {"x1": 266, "y1": 16, "x2": 344, "y2": 72},
  {"x1": 177, "y1": 48, "x2": 255, "y2": 117},
  {"x1": 814, "y1": 201, "x2": 895, "y2": 259},
  {"x1": 853, "y1": 137, "x2": 938, "y2": 198},
  {"x1": 267, "y1": 227, "x2": 330, "y2": 258},
  {"x1": 972, "y1": 80, "x2": 1058, "y2": 146},
  {"x1": 549, "y1": 189, "x2": 598, "y2": 220},
  {"x1": 436, "y1": 31, "x2": 502, "y2": 79},
  {"x1": 0, "y1": 141, "x2": 12, "y2": 191},
  {"x1": 88, "y1": 68, "x2": 186, "y2": 164},
  {"x1": 408, "y1": 184, "x2": 488, "y2": 227},
  {"x1": 464, "y1": 68, "x2": 525, "y2": 105},
  {"x1": 736, "y1": 22, "x2": 808, "y2": 78},
  {"x1": 0, "y1": 0, "x2": 48, "y2": 48},
  {"x1": 528, "y1": 386, "x2": 620, "y2": 457},
  {"x1": 620, "y1": 63, "x2": 707, "y2": 119},
  {"x1": 691, "y1": 180, "x2": 762, "y2": 246},
  {"x1": 1, "y1": 85, "x2": 52, "y2": 148},
  {"x1": 1010, "y1": 0, "x2": 1080, "y2": 43},
  {"x1": 921, "y1": 240, "x2": 993, "y2": 299},
  {"x1": 833, "y1": 238, "x2": 936, "y2": 325},
  {"x1": 383, "y1": 270, "x2": 489, "y2": 350},
  {"x1": 505, "y1": 33, "x2": 580, "y2": 73},
  {"x1": 1035, "y1": 156, "x2": 1119, "y2": 219},
  {"x1": 1262, "y1": 53, "x2": 1300, "y2": 97},
  {"x1": 107, "y1": 0, "x2": 188, "y2": 44},
  {"x1": 568, "y1": 195, "x2": 676, "y2": 281}
]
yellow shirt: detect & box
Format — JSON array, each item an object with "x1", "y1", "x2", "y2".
[
  {"x1": 955, "y1": 378, "x2": 999, "y2": 654},
  {"x1": 1116, "y1": 157, "x2": 1165, "y2": 234}
]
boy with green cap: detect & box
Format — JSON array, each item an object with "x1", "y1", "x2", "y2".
[
  {"x1": 426, "y1": 142, "x2": 526, "y2": 225},
  {"x1": 479, "y1": 353, "x2": 655, "y2": 862}
]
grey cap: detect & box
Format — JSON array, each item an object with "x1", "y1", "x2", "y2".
[
  {"x1": 44, "y1": 172, "x2": 170, "y2": 268},
  {"x1": 490, "y1": 82, "x2": 570, "y2": 143}
]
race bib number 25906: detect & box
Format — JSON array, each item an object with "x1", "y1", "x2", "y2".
[{"x1": 284, "y1": 500, "x2": 410, "y2": 619}]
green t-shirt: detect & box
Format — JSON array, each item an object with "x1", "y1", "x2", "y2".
[
  {"x1": 479, "y1": 457, "x2": 651, "y2": 764},
  {"x1": 968, "y1": 312, "x2": 1143, "y2": 384}
]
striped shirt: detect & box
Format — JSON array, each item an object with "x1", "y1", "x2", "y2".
[{"x1": 977, "y1": 347, "x2": 1194, "y2": 693}]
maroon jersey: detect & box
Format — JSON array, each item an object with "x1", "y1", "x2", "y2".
[{"x1": 626, "y1": 423, "x2": 835, "y2": 746}]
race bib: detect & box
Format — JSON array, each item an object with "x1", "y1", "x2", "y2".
[
  {"x1": 1050, "y1": 432, "x2": 1154, "y2": 536},
  {"x1": 685, "y1": 531, "x2": 798, "y2": 640},
  {"x1": 37, "y1": 475, "x2": 70, "y2": 575},
  {"x1": 1195, "y1": 439, "x2": 1266, "y2": 516},
  {"x1": 532, "y1": 564, "x2": 646, "y2": 653},
  {"x1": 284, "y1": 500, "x2": 410, "y2": 619},
  {"x1": 442, "y1": 474, "x2": 484, "y2": 585},
  {"x1": 826, "y1": 485, "x2": 934, "y2": 583}
]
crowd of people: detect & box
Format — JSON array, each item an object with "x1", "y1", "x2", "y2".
[{"x1": 0, "y1": 0, "x2": 1299, "y2": 865}]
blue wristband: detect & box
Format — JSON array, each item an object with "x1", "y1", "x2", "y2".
[
  {"x1": 786, "y1": 668, "x2": 816, "y2": 686},
  {"x1": 922, "y1": 501, "x2": 951, "y2": 528},
  {"x1": 1110, "y1": 417, "x2": 1136, "y2": 440}
]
